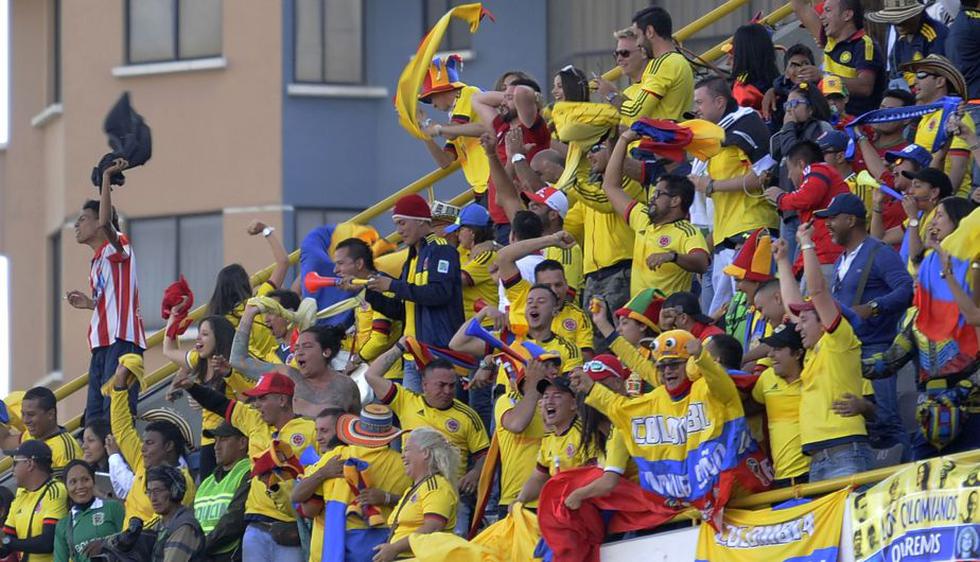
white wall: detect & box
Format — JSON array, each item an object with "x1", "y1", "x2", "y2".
[{"x1": 601, "y1": 526, "x2": 700, "y2": 562}]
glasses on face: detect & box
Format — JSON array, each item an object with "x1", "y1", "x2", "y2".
[
  {"x1": 146, "y1": 487, "x2": 171, "y2": 498},
  {"x1": 583, "y1": 361, "x2": 612, "y2": 373},
  {"x1": 651, "y1": 190, "x2": 672, "y2": 199},
  {"x1": 589, "y1": 142, "x2": 605, "y2": 154},
  {"x1": 784, "y1": 99, "x2": 810, "y2": 110},
  {"x1": 613, "y1": 49, "x2": 635, "y2": 59},
  {"x1": 916, "y1": 71, "x2": 937, "y2": 81}
]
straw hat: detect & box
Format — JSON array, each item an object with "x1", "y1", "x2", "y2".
[
  {"x1": 900, "y1": 55, "x2": 967, "y2": 98},
  {"x1": 867, "y1": 0, "x2": 925, "y2": 24}
]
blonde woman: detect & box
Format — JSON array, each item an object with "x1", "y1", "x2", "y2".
[{"x1": 372, "y1": 428, "x2": 460, "y2": 562}]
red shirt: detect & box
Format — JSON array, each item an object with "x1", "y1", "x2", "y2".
[
  {"x1": 487, "y1": 114, "x2": 551, "y2": 224},
  {"x1": 776, "y1": 162, "x2": 849, "y2": 271},
  {"x1": 691, "y1": 322, "x2": 725, "y2": 342}
]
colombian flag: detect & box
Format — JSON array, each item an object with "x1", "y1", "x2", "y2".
[
  {"x1": 394, "y1": 3, "x2": 493, "y2": 140},
  {"x1": 914, "y1": 208, "x2": 980, "y2": 358},
  {"x1": 403, "y1": 336, "x2": 479, "y2": 377}
]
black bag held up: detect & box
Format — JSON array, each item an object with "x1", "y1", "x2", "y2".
[{"x1": 90, "y1": 92, "x2": 152, "y2": 189}]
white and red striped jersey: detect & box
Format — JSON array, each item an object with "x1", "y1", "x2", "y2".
[{"x1": 88, "y1": 234, "x2": 146, "y2": 349}]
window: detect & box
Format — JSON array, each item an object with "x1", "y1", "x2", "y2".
[
  {"x1": 129, "y1": 214, "x2": 223, "y2": 331},
  {"x1": 48, "y1": 232, "x2": 61, "y2": 372},
  {"x1": 423, "y1": 0, "x2": 471, "y2": 52},
  {"x1": 126, "y1": 0, "x2": 222, "y2": 64},
  {"x1": 547, "y1": 0, "x2": 649, "y2": 85},
  {"x1": 48, "y1": 0, "x2": 61, "y2": 104},
  {"x1": 294, "y1": 0, "x2": 364, "y2": 84}
]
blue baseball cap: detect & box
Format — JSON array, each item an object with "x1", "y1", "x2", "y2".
[
  {"x1": 884, "y1": 144, "x2": 931, "y2": 169},
  {"x1": 816, "y1": 130, "x2": 849, "y2": 153},
  {"x1": 444, "y1": 203, "x2": 491, "y2": 234},
  {"x1": 814, "y1": 193, "x2": 867, "y2": 219}
]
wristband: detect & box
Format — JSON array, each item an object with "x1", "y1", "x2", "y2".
[
  {"x1": 705, "y1": 180, "x2": 715, "y2": 196},
  {"x1": 801, "y1": 243, "x2": 816, "y2": 251},
  {"x1": 394, "y1": 342, "x2": 406, "y2": 353},
  {"x1": 511, "y1": 153, "x2": 527, "y2": 164},
  {"x1": 261, "y1": 226, "x2": 275, "y2": 238},
  {"x1": 606, "y1": 91, "x2": 619, "y2": 103}
]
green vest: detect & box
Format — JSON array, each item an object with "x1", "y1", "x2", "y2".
[{"x1": 193, "y1": 458, "x2": 250, "y2": 545}]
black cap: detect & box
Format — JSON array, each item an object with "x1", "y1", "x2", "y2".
[
  {"x1": 202, "y1": 422, "x2": 246, "y2": 440},
  {"x1": 759, "y1": 322, "x2": 804, "y2": 351},
  {"x1": 900, "y1": 167, "x2": 953, "y2": 199},
  {"x1": 536, "y1": 375, "x2": 575, "y2": 395},
  {"x1": 814, "y1": 193, "x2": 867, "y2": 219},
  {"x1": 3, "y1": 439, "x2": 53, "y2": 462},
  {"x1": 663, "y1": 291, "x2": 714, "y2": 325}
]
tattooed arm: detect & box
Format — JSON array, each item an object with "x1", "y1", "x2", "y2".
[{"x1": 229, "y1": 305, "x2": 291, "y2": 379}]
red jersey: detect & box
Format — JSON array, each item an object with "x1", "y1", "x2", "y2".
[
  {"x1": 487, "y1": 114, "x2": 551, "y2": 224},
  {"x1": 776, "y1": 162, "x2": 849, "y2": 271},
  {"x1": 691, "y1": 322, "x2": 725, "y2": 342},
  {"x1": 88, "y1": 234, "x2": 146, "y2": 349}
]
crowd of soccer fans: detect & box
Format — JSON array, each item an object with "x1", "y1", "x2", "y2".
[{"x1": 1, "y1": 0, "x2": 979, "y2": 560}]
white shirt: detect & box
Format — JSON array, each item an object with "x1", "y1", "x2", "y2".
[
  {"x1": 837, "y1": 241, "x2": 866, "y2": 283},
  {"x1": 498, "y1": 254, "x2": 544, "y2": 312}
]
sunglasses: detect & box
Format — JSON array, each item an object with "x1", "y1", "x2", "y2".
[
  {"x1": 583, "y1": 361, "x2": 614, "y2": 373},
  {"x1": 589, "y1": 142, "x2": 606, "y2": 154},
  {"x1": 784, "y1": 99, "x2": 810, "y2": 110},
  {"x1": 916, "y1": 71, "x2": 937, "y2": 80},
  {"x1": 613, "y1": 49, "x2": 636, "y2": 59}
]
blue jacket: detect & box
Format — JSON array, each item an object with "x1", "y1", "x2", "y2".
[
  {"x1": 299, "y1": 225, "x2": 355, "y2": 329},
  {"x1": 366, "y1": 233, "x2": 463, "y2": 348},
  {"x1": 833, "y1": 237, "x2": 913, "y2": 354}
]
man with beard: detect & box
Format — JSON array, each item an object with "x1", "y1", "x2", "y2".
[
  {"x1": 819, "y1": 193, "x2": 913, "y2": 455},
  {"x1": 603, "y1": 130, "x2": 709, "y2": 298}
]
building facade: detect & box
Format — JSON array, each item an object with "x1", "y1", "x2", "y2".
[{"x1": 0, "y1": 0, "x2": 780, "y2": 408}]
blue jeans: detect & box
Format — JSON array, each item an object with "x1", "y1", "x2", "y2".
[
  {"x1": 345, "y1": 528, "x2": 389, "y2": 562},
  {"x1": 808, "y1": 441, "x2": 874, "y2": 482},
  {"x1": 85, "y1": 340, "x2": 143, "y2": 423},
  {"x1": 780, "y1": 214, "x2": 800, "y2": 265},
  {"x1": 242, "y1": 523, "x2": 303, "y2": 562},
  {"x1": 403, "y1": 359, "x2": 423, "y2": 393},
  {"x1": 862, "y1": 345, "x2": 911, "y2": 459}
]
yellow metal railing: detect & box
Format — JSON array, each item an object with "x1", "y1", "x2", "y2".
[{"x1": 699, "y1": 3, "x2": 796, "y2": 63}]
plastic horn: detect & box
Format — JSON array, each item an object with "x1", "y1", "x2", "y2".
[
  {"x1": 876, "y1": 183, "x2": 903, "y2": 201},
  {"x1": 520, "y1": 340, "x2": 549, "y2": 360},
  {"x1": 464, "y1": 319, "x2": 526, "y2": 364},
  {"x1": 304, "y1": 272, "x2": 367, "y2": 292}
]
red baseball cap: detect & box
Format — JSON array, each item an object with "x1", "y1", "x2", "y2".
[
  {"x1": 788, "y1": 301, "x2": 817, "y2": 315},
  {"x1": 582, "y1": 354, "x2": 629, "y2": 382},
  {"x1": 521, "y1": 186, "x2": 569, "y2": 219},
  {"x1": 243, "y1": 372, "x2": 295, "y2": 398}
]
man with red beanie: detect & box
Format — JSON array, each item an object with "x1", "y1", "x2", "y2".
[{"x1": 363, "y1": 194, "x2": 463, "y2": 392}]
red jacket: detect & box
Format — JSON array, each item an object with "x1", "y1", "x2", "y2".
[{"x1": 777, "y1": 162, "x2": 849, "y2": 271}]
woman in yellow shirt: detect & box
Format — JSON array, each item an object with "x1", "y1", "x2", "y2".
[{"x1": 375, "y1": 428, "x2": 459, "y2": 561}]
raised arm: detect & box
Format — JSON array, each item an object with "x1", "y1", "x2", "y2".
[
  {"x1": 774, "y1": 238, "x2": 804, "y2": 319},
  {"x1": 941, "y1": 250, "x2": 980, "y2": 326},
  {"x1": 229, "y1": 306, "x2": 288, "y2": 379},
  {"x1": 505, "y1": 128, "x2": 547, "y2": 192},
  {"x1": 99, "y1": 158, "x2": 129, "y2": 254},
  {"x1": 247, "y1": 220, "x2": 289, "y2": 289},
  {"x1": 162, "y1": 314, "x2": 190, "y2": 367},
  {"x1": 480, "y1": 132, "x2": 525, "y2": 222},
  {"x1": 495, "y1": 231, "x2": 576, "y2": 282},
  {"x1": 602, "y1": 130, "x2": 641, "y2": 219},
  {"x1": 449, "y1": 308, "x2": 498, "y2": 357},
  {"x1": 499, "y1": 360, "x2": 545, "y2": 433},
  {"x1": 798, "y1": 222, "x2": 839, "y2": 328},
  {"x1": 363, "y1": 342, "x2": 400, "y2": 402},
  {"x1": 471, "y1": 91, "x2": 506, "y2": 130},
  {"x1": 690, "y1": 339, "x2": 739, "y2": 405},
  {"x1": 857, "y1": 137, "x2": 888, "y2": 180},
  {"x1": 792, "y1": 0, "x2": 824, "y2": 46}
]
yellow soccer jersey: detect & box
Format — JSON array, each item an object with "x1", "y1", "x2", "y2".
[
  {"x1": 447, "y1": 86, "x2": 491, "y2": 195},
  {"x1": 564, "y1": 188, "x2": 639, "y2": 276},
  {"x1": 382, "y1": 385, "x2": 489, "y2": 480},
  {"x1": 109, "y1": 387, "x2": 196, "y2": 526},
  {"x1": 325, "y1": 444, "x2": 412, "y2": 531},
  {"x1": 543, "y1": 243, "x2": 584, "y2": 299},
  {"x1": 600, "y1": 427, "x2": 639, "y2": 482},
  {"x1": 227, "y1": 281, "x2": 279, "y2": 361},
  {"x1": 388, "y1": 474, "x2": 458, "y2": 547},
  {"x1": 462, "y1": 248, "x2": 500, "y2": 321},
  {"x1": 3, "y1": 479, "x2": 68, "y2": 562},
  {"x1": 227, "y1": 400, "x2": 317, "y2": 522},
  {"x1": 349, "y1": 302, "x2": 403, "y2": 380},
  {"x1": 621, "y1": 51, "x2": 694, "y2": 123},
  {"x1": 21, "y1": 428, "x2": 82, "y2": 476},
  {"x1": 751, "y1": 369, "x2": 810, "y2": 480},
  {"x1": 799, "y1": 315, "x2": 868, "y2": 452},
  {"x1": 626, "y1": 203, "x2": 708, "y2": 297},
  {"x1": 536, "y1": 417, "x2": 596, "y2": 477},
  {"x1": 493, "y1": 392, "x2": 546, "y2": 507},
  {"x1": 915, "y1": 110, "x2": 975, "y2": 197},
  {"x1": 707, "y1": 146, "x2": 779, "y2": 242},
  {"x1": 503, "y1": 276, "x2": 592, "y2": 355},
  {"x1": 185, "y1": 350, "x2": 256, "y2": 446}
]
